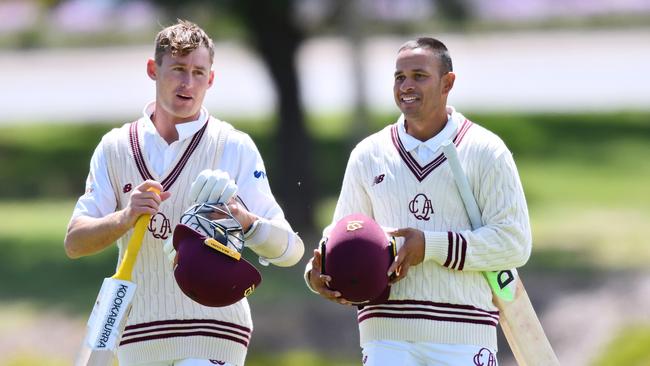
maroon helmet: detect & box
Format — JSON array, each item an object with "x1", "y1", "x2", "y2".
[
  {"x1": 172, "y1": 203, "x2": 261, "y2": 307},
  {"x1": 321, "y1": 213, "x2": 396, "y2": 305}
]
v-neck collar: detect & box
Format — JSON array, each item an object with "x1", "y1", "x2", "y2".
[
  {"x1": 396, "y1": 113, "x2": 458, "y2": 154},
  {"x1": 391, "y1": 112, "x2": 473, "y2": 182},
  {"x1": 129, "y1": 115, "x2": 209, "y2": 191}
]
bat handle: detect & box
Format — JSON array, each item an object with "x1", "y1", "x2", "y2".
[
  {"x1": 441, "y1": 141, "x2": 518, "y2": 301},
  {"x1": 441, "y1": 140, "x2": 482, "y2": 230},
  {"x1": 112, "y1": 188, "x2": 160, "y2": 282}
]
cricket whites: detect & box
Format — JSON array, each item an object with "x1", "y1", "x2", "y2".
[
  {"x1": 442, "y1": 141, "x2": 559, "y2": 366},
  {"x1": 75, "y1": 189, "x2": 159, "y2": 366}
]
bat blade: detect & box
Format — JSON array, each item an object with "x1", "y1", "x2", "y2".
[
  {"x1": 75, "y1": 278, "x2": 136, "y2": 366},
  {"x1": 495, "y1": 278, "x2": 560, "y2": 366},
  {"x1": 441, "y1": 140, "x2": 559, "y2": 365}
]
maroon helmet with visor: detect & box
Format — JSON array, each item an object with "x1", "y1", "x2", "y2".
[{"x1": 172, "y1": 202, "x2": 261, "y2": 307}]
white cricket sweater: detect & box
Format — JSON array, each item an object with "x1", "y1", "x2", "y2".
[
  {"x1": 97, "y1": 116, "x2": 295, "y2": 365},
  {"x1": 329, "y1": 108, "x2": 532, "y2": 350}
]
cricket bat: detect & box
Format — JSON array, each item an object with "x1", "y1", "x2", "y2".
[
  {"x1": 441, "y1": 141, "x2": 559, "y2": 366},
  {"x1": 75, "y1": 189, "x2": 159, "y2": 366}
]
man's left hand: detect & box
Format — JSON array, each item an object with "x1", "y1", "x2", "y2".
[
  {"x1": 189, "y1": 169, "x2": 237, "y2": 205},
  {"x1": 386, "y1": 227, "x2": 425, "y2": 284},
  {"x1": 207, "y1": 198, "x2": 258, "y2": 233}
]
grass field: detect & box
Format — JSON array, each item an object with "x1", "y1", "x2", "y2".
[
  {"x1": 1, "y1": 112, "x2": 649, "y2": 365},
  {"x1": 595, "y1": 326, "x2": 650, "y2": 366}
]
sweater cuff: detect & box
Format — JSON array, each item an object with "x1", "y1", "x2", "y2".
[
  {"x1": 424, "y1": 230, "x2": 450, "y2": 264},
  {"x1": 425, "y1": 231, "x2": 468, "y2": 271}
]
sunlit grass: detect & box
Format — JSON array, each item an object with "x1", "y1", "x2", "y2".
[
  {"x1": 1, "y1": 355, "x2": 69, "y2": 366},
  {"x1": 0, "y1": 199, "x2": 73, "y2": 240},
  {"x1": 531, "y1": 206, "x2": 650, "y2": 268},
  {"x1": 0, "y1": 199, "x2": 118, "y2": 313},
  {"x1": 519, "y1": 151, "x2": 650, "y2": 210},
  {"x1": 247, "y1": 350, "x2": 358, "y2": 366},
  {"x1": 594, "y1": 325, "x2": 650, "y2": 366}
]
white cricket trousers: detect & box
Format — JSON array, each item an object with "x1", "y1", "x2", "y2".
[{"x1": 362, "y1": 340, "x2": 498, "y2": 366}]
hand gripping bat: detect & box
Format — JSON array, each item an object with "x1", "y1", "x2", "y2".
[
  {"x1": 441, "y1": 141, "x2": 559, "y2": 366},
  {"x1": 75, "y1": 188, "x2": 160, "y2": 366}
]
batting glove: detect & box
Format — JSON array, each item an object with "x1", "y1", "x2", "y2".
[{"x1": 189, "y1": 169, "x2": 237, "y2": 205}]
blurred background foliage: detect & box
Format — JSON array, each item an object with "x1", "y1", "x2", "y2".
[{"x1": 1, "y1": 0, "x2": 649, "y2": 365}]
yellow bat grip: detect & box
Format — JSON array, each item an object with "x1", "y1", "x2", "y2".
[{"x1": 112, "y1": 188, "x2": 160, "y2": 281}]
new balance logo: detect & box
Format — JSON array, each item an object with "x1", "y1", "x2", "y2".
[{"x1": 372, "y1": 174, "x2": 385, "y2": 185}]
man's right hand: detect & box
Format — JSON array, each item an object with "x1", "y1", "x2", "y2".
[
  {"x1": 121, "y1": 180, "x2": 170, "y2": 228},
  {"x1": 308, "y1": 249, "x2": 350, "y2": 305},
  {"x1": 65, "y1": 180, "x2": 170, "y2": 259}
]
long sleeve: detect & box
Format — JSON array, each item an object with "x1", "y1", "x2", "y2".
[
  {"x1": 423, "y1": 148, "x2": 532, "y2": 271},
  {"x1": 222, "y1": 131, "x2": 304, "y2": 267}
]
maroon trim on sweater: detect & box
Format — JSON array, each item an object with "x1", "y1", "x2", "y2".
[
  {"x1": 359, "y1": 299, "x2": 499, "y2": 316},
  {"x1": 357, "y1": 299, "x2": 499, "y2": 327},
  {"x1": 124, "y1": 318, "x2": 251, "y2": 333},
  {"x1": 160, "y1": 119, "x2": 208, "y2": 191},
  {"x1": 443, "y1": 232, "x2": 469, "y2": 271},
  {"x1": 120, "y1": 318, "x2": 251, "y2": 347},
  {"x1": 391, "y1": 119, "x2": 473, "y2": 182},
  {"x1": 458, "y1": 233, "x2": 467, "y2": 271},
  {"x1": 451, "y1": 233, "x2": 460, "y2": 269},
  {"x1": 443, "y1": 231, "x2": 454, "y2": 267},
  {"x1": 129, "y1": 122, "x2": 154, "y2": 181},
  {"x1": 128, "y1": 118, "x2": 209, "y2": 190},
  {"x1": 120, "y1": 331, "x2": 248, "y2": 347},
  {"x1": 357, "y1": 312, "x2": 497, "y2": 327}
]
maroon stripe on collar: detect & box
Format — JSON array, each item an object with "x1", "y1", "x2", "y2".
[
  {"x1": 160, "y1": 118, "x2": 209, "y2": 191},
  {"x1": 453, "y1": 119, "x2": 473, "y2": 146},
  {"x1": 391, "y1": 120, "x2": 474, "y2": 182},
  {"x1": 390, "y1": 125, "x2": 447, "y2": 182},
  {"x1": 391, "y1": 125, "x2": 422, "y2": 178},
  {"x1": 392, "y1": 125, "x2": 447, "y2": 172},
  {"x1": 129, "y1": 122, "x2": 154, "y2": 181}
]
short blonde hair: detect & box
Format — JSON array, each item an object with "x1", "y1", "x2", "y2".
[{"x1": 154, "y1": 19, "x2": 214, "y2": 65}]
